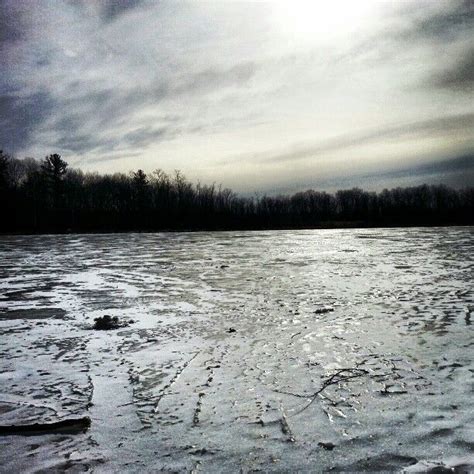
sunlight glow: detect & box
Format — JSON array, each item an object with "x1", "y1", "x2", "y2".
[{"x1": 273, "y1": 0, "x2": 375, "y2": 40}]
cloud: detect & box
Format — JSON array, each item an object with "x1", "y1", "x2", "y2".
[
  {"x1": 0, "y1": 91, "x2": 56, "y2": 153},
  {"x1": 0, "y1": 47, "x2": 257, "y2": 156},
  {"x1": 431, "y1": 46, "x2": 474, "y2": 91},
  {"x1": 378, "y1": 153, "x2": 474, "y2": 179},
  {"x1": 101, "y1": 0, "x2": 145, "y2": 22},
  {"x1": 65, "y1": 0, "x2": 147, "y2": 22},
  {"x1": 39, "y1": 60, "x2": 257, "y2": 155},
  {"x1": 353, "y1": 153, "x2": 474, "y2": 190},
  {"x1": 123, "y1": 126, "x2": 170, "y2": 148},
  {"x1": 173, "y1": 61, "x2": 257, "y2": 96},
  {"x1": 0, "y1": 1, "x2": 24, "y2": 44},
  {"x1": 406, "y1": 0, "x2": 474, "y2": 42},
  {"x1": 229, "y1": 113, "x2": 474, "y2": 165},
  {"x1": 0, "y1": 0, "x2": 473, "y2": 192},
  {"x1": 376, "y1": 1, "x2": 474, "y2": 49},
  {"x1": 403, "y1": 1, "x2": 474, "y2": 93},
  {"x1": 262, "y1": 154, "x2": 474, "y2": 195},
  {"x1": 338, "y1": 1, "x2": 474, "y2": 87}
]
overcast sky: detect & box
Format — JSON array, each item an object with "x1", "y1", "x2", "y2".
[{"x1": 1, "y1": 0, "x2": 473, "y2": 193}]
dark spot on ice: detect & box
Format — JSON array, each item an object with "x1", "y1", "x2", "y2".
[
  {"x1": 318, "y1": 441, "x2": 335, "y2": 450},
  {"x1": 314, "y1": 307, "x2": 334, "y2": 315},
  {"x1": 92, "y1": 315, "x2": 132, "y2": 330},
  {"x1": 0, "y1": 417, "x2": 91, "y2": 436},
  {"x1": 380, "y1": 385, "x2": 408, "y2": 396},
  {"x1": 0, "y1": 308, "x2": 67, "y2": 320},
  {"x1": 189, "y1": 447, "x2": 215, "y2": 456},
  {"x1": 227, "y1": 327, "x2": 237, "y2": 333}
]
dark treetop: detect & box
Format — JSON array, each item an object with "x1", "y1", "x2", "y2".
[{"x1": 1, "y1": 152, "x2": 473, "y2": 233}]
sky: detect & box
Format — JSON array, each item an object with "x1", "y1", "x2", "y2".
[{"x1": 1, "y1": 0, "x2": 473, "y2": 194}]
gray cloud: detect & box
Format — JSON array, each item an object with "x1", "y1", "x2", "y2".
[
  {"x1": 123, "y1": 126, "x2": 171, "y2": 148},
  {"x1": 54, "y1": 134, "x2": 110, "y2": 154},
  {"x1": 377, "y1": 1, "x2": 474, "y2": 49},
  {"x1": 0, "y1": 2, "x2": 24, "y2": 44},
  {"x1": 339, "y1": 1, "x2": 474, "y2": 86},
  {"x1": 66, "y1": 0, "x2": 147, "y2": 22},
  {"x1": 431, "y1": 46, "x2": 474, "y2": 91},
  {"x1": 408, "y1": 1, "x2": 474, "y2": 42},
  {"x1": 1, "y1": 0, "x2": 473, "y2": 191},
  {"x1": 80, "y1": 150, "x2": 145, "y2": 165},
  {"x1": 174, "y1": 62, "x2": 257, "y2": 95},
  {"x1": 365, "y1": 153, "x2": 474, "y2": 190},
  {"x1": 263, "y1": 154, "x2": 474, "y2": 195},
  {"x1": 101, "y1": 0, "x2": 145, "y2": 22},
  {"x1": 243, "y1": 113, "x2": 474, "y2": 165},
  {"x1": 377, "y1": 153, "x2": 474, "y2": 180},
  {"x1": 0, "y1": 0, "x2": 32, "y2": 71},
  {"x1": 407, "y1": 1, "x2": 474, "y2": 93},
  {"x1": 7, "y1": 60, "x2": 258, "y2": 156},
  {"x1": 0, "y1": 91, "x2": 56, "y2": 153}
]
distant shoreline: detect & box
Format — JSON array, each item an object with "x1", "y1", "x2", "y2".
[
  {"x1": 1, "y1": 223, "x2": 472, "y2": 237},
  {"x1": 2, "y1": 154, "x2": 473, "y2": 234}
]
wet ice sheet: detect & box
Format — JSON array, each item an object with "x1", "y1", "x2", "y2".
[{"x1": 0, "y1": 228, "x2": 473, "y2": 472}]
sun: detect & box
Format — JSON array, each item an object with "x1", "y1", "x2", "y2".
[{"x1": 272, "y1": 0, "x2": 374, "y2": 40}]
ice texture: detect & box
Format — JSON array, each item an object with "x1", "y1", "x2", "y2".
[{"x1": 0, "y1": 228, "x2": 473, "y2": 472}]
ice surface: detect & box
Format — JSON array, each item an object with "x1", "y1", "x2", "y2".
[{"x1": 0, "y1": 228, "x2": 473, "y2": 472}]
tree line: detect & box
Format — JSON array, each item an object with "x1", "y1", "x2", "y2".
[{"x1": 1, "y1": 151, "x2": 473, "y2": 233}]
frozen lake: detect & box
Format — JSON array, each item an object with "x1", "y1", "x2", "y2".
[{"x1": 0, "y1": 228, "x2": 473, "y2": 472}]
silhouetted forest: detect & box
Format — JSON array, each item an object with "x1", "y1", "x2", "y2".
[{"x1": 1, "y1": 151, "x2": 473, "y2": 233}]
